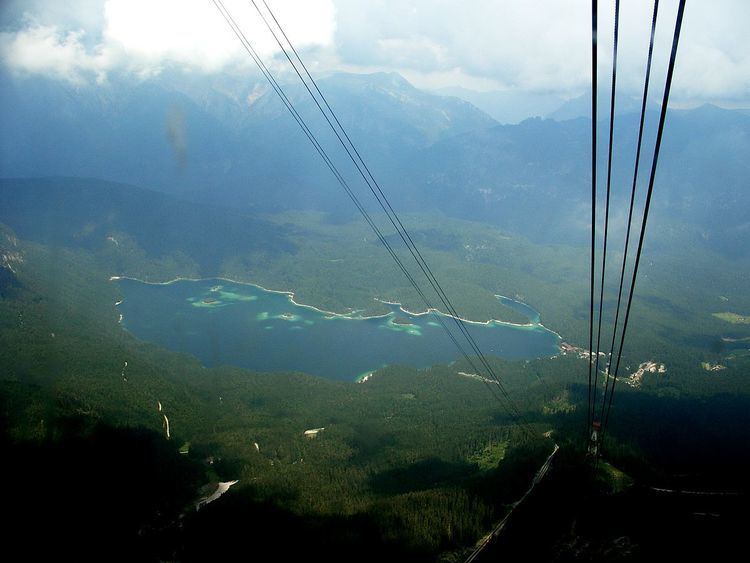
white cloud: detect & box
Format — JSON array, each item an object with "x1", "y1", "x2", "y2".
[
  {"x1": 329, "y1": 0, "x2": 750, "y2": 105},
  {"x1": 0, "y1": 25, "x2": 105, "y2": 84},
  {"x1": 0, "y1": 0, "x2": 336, "y2": 82},
  {"x1": 671, "y1": 1, "x2": 750, "y2": 104},
  {"x1": 0, "y1": 0, "x2": 747, "y2": 106}
]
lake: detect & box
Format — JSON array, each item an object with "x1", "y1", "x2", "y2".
[{"x1": 115, "y1": 278, "x2": 561, "y2": 381}]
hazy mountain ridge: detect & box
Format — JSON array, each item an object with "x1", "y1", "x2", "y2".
[
  {"x1": 413, "y1": 105, "x2": 750, "y2": 254},
  {"x1": 2, "y1": 71, "x2": 748, "y2": 255},
  {"x1": 546, "y1": 91, "x2": 661, "y2": 121},
  {"x1": 433, "y1": 86, "x2": 567, "y2": 124},
  {"x1": 246, "y1": 72, "x2": 498, "y2": 145},
  {"x1": 0, "y1": 177, "x2": 296, "y2": 277},
  {"x1": 1, "y1": 6, "x2": 748, "y2": 561},
  {"x1": 0, "y1": 71, "x2": 496, "y2": 211}
]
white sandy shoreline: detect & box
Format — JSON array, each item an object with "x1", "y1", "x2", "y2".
[
  {"x1": 109, "y1": 275, "x2": 560, "y2": 337},
  {"x1": 372, "y1": 297, "x2": 543, "y2": 329},
  {"x1": 110, "y1": 274, "x2": 378, "y2": 319}
]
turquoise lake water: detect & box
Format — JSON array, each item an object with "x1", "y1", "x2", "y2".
[{"x1": 116, "y1": 278, "x2": 561, "y2": 381}]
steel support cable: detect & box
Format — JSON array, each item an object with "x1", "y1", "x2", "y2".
[
  {"x1": 210, "y1": 0, "x2": 515, "y2": 420},
  {"x1": 599, "y1": 0, "x2": 659, "y2": 426},
  {"x1": 252, "y1": 4, "x2": 532, "y2": 429},
  {"x1": 591, "y1": 0, "x2": 620, "y2": 429},
  {"x1": 254, "y1": 0, "x2": 505, "y2": 390},
  {"x1": 218, "y1": 0, "x2": 529, "y2": 430},
  {"x1": 210, "y1": 0, "x2": 492, "y2": 407},
  {"x1": 211, "y1": 0, "x2": 532, "y2": 432},
  {"x1": 249, "y1": 0, "x2": 520, "y2": 404},
  {"x1": 587, "y1": 0, "x2": 598, "y2": 440},
  {"x1": 600, "y1": 0, "x2": 686, "y2": 445},
  {"x1": 249, "y1": 0, "x2": 527, "y2": 412}
]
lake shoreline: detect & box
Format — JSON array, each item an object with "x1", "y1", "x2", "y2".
[
  {"x1": 112, "y1": 275, "x2": 563, "y2": 381},
  {"x1": 110, "y1": 275, "x2": 558, "y2": 335}
]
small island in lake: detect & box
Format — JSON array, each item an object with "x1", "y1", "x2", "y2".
[{"x1": 116, "y1": 278, "x2": 561, "y2": 380}]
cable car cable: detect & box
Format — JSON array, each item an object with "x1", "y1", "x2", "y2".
[
  {"x1": 599, "y1": 0, "x2": 659, "y2": 427},
  {"x1": 600, "y1": 0, "x2": 686, "y2": 445},
  {"x1": 249, "y1": 0, "x2": 527, "y2": 412},
  {"x1": 211, "y1": 0, "x2": 532, "y2": 432}
]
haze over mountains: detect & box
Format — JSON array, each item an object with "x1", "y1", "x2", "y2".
[
  {"x1": 0, "y1": 177, "x2": 296, "y2": 278},
  {"x1": 2, "y1": 1, "x2": 750, "y2": 559},
  {"x1": 1, "y1": 70, "x2": 748, "y2": 254}
]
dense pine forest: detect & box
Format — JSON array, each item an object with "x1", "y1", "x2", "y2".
[
  {"x1": 2, "y1": 3, "x2": 749, "y2": 558},
  {"x1": 2, "y1": 176, "x2": 748, "y2": 560}
]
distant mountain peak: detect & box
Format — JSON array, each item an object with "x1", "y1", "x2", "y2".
[{"x1": 323, "y1": 71, "x2": 415, "y2": 92}]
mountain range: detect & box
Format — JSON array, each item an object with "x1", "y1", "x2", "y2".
[{"x1": 2, "y1": 70, "x2": 748, "y2": 254}]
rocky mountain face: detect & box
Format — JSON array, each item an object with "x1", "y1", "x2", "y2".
[{"x1": 2, "y1": 70, "x2": 748, "y2": 253}]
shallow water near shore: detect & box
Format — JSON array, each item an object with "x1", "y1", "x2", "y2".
[{"x1": 116, "y1": 278, "x2": 561, "y2": 381}]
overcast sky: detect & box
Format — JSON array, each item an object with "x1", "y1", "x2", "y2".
[{"x1": 0, "y1": 0, "x2": 748, "y2": 106}]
